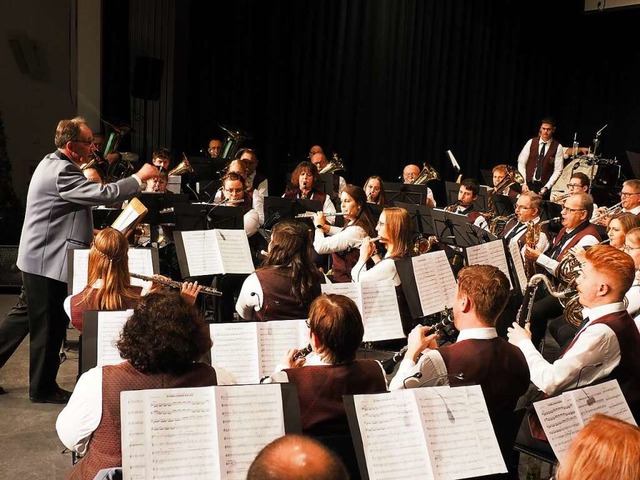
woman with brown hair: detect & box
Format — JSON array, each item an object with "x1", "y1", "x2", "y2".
[
  {"x1": 363, "y1": 175, "x2": 386, "y2": 206},
  {"x1": 236, "y1": 220, "x2": 325, "y2": 320},
  {"x1": 313, "y1": 185, "x2": 377, "y2": 282},
  {"x1": 283, "y1": 161, "x2": 335, "y2": 214},
  {"x1": 66, "y1": 227, "x2": 199, "y2": 333},
  {"x1": 606, "y1": 212, "x2": 640, "y2": 249}
]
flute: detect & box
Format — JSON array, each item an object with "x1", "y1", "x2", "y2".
[
  {"x1": 130, "y1": 273, "x2": 223, "y2": 296},
  {"x1": 294, "y1": 212, "x2": 347, "y2": 218}
]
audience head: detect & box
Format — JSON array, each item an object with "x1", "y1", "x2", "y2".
[
  {"x1": 402, "y1": 164, "x2": 421, "y2": 184},
  {"x1": 621, "y1": 179, "x2": 640, "y2": 211},
  {"x1": 247, "y1": 434, "x2": 349, "y2": 480},
  {"x1": 237, "y1": 148, "x2": 259, "y2": 175},
  {"x1": 607, "y1": 213, "x2": 640, "y2": 249},
  {"x1": 308, "y1": 294, "x2": 364, "y2": 365},
  {"x1": 117, "y1": 290, "x2": 212, "y2": 374},
  {"x1": 455, "y1": 265, "x2": 510, "y2": 327},
  {"x1": 151, "y1": 148, "x2": 172, "y2": 170},
  {"x1": 578, "y1": 245, "x2": 635, "y2": 306},
  {"x1": 208, "y1": 138, "x2": 222, "y2": 158},
  {"x1": 377, "y1": 207, "x2": 413, "y2": 258},
  {"x1": 363, "y1": 175, "x2": 385, "y2": 205},
  {"x1": 556, "y1": 414, "x2": 640, "y2": 480},
  {"x1": 562, "y1": 193, "x2": 593, "y2": 228}
]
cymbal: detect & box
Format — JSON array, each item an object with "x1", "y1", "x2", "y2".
[{"x1": 120, "y1": 152, "x2": 139, "y2": 163}]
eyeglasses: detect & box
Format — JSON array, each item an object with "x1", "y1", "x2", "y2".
[
  {"x1": 515, "y1": 205, "x2": 531, "y2": 211},
  {"x1": 73, "y1": 138, "x2": 95, "y2": 145},
  {"x1": 561, "y1": 207, "x2": 586, "y2": 213},
  {"x1": 566, "y1": 183, "x2": 583, "y2": 189},
  {"x1": 619, "y1": 192, "x2": 640, "y2": 197}
]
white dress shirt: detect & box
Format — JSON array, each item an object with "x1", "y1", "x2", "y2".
[
  {"x1": 351, "y1": 256, "x2": 401, "y2": 286},
  {"x1": 536, "y1": 226, "x2": 599, "y2": 276},
  {"x1": 517, "y1": 138, "x2": 564, "y2": 190}
]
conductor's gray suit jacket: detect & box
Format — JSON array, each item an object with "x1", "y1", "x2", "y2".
[{"x1": 17, "y1": 150, "x2": 140, "y2": 283}]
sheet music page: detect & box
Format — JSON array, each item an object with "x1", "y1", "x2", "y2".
[
  {"x1": 121, "y1": 391, "x2": 148, "y2": 479},
  {"x1": 180, "y1": 230, "x2": 222, "y2": 276},
  {"x1": 360, "y1": 281, "x2": 405, "y2": 342},
  {"x1": 466, "y1": 240, "x2": 513, "y2": 289},
  {"x1": 321, "y1": 283, "x2": 363, "y2": 311},
  {"x1": 127, "y1": 248, "x2": 155, "y2": 288},
  {"x1": 214, "y1": 385, "x2": 286, "y2": 480},
  {"x1": 571, "y1": 379, "x2": 637, "y2": 427},
  {"x1": 121, "y1": 387, "x2": 220, "y2": 480},
  {"x1": 416, "y1": 386, "x2": 506, "y2": 479},
  {"x1": 412, "y1": 251, "x2": 457, "y2": 316},
  {"x1": 96, "y1": 310, "x2": 133, "y2": 366},
  {"x1": 533, "y1": 394, "x2": 582, "y2": 461},
  {"x1": 216, "y1": 229, "x2": 255, "y2": 274},
  {"x1": 111, "y1": 202, "x2": 142, "y2": 234},
  {"x1": 71, "y1": 249, "x2": 91, "y2": 294},
  {"x1": 209, "y1": 323, "x2": 261, "y2": 384},
  {"x1": 353, "y1": 391, "x2": 433, "y2": 479},
  {"x1": 257, "y1": 320, "x2": 310, "y2": 378},
  {"x1": 508, "y1": 241, "x2": 528, "y2": 294}
]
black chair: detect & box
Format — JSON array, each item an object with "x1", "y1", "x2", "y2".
[{"x1": 512, "y1": 410, "x2": 558, "y2": 474}]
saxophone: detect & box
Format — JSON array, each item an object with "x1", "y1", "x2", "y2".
[{"x1": 523, "y1": 217, "x2": 560, "y2": 279}]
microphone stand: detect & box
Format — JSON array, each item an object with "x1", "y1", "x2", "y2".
[{"x1": 592, "y1": 124, "x2": 607, "y2": 158}]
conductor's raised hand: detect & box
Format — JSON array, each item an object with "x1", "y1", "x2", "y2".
[{"x1": 136, "y1": 163, "x2": 160, "y2": 182}]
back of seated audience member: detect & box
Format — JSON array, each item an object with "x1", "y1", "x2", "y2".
[
  {"x1": 264, "y1": 294, "x2": 387, "y2": 434},
  {"x1": 56, "y1": 291, "x2": 230, "y2": 480},
  {"x1": 555, "y1": 414, "x2": 640, "y2": 480},
  {"x1": 246, "y1": 434, "x2": 349, "y2": 480}
]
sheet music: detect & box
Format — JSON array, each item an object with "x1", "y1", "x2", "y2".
[
  {"x1": 70, "y1": 249, "x2": 156, "y2": 294},
  {"x1": 122, "y1": 387, "x2": 220, "y2": 479},
  {"x1": 214, "y1": 385, "x2": 286, "y2": 479},
  {"x1": 121, "y1": 393, "x2": 148, "y2": 479},
  {"x1": 210, "y1": 323, "x2": 261, "y2": 384},
  {"x1": 508, "y1": 241, "x2": 528, "y2": 293},
  {"x1": 466, "y1": 240, "x2": 513, "y2": 289},
  {"x1": 353, "y1": 391, "x2": 434, "y2": 479},
  {"x1": 322, "y1": 282, "x2": 404, "y2": 341},
  {"x1": 257, "y1": 320, "x2": 309, "y2": 377},
  {"x1": 96, "y1": 310, "x2": 132, "y2": 366},
  {"x1": 533, "y1": 394, "x2": 582, "y2": 461},
  {"x1": 571, "y1": 380, "x2": 636, "y2": 426},
  {"x1": 360, "y1": 281, "x2": 405, "y2": 341},
  {"x1": 416, "y1": 386, "x2": 506, "y2": 479},
  {"x1": 215, "y1": 229, "x2": 255, "y2": 274},
  {"x1": 412, "y1": 251, "x2": 457, "y2": 316},
  {"x1": 180, "y1": 230, "x2": 223, "y2": 276},
  {"x1": 112, "y1": 203, "x2": 141, "y2": 233}
]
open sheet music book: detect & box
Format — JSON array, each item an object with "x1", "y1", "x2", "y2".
[
  {"x1": 111, "y1": 197, "x2": 147, "y2": 235},
  {"x1": 507, "y1": 241, "x2": 528, "y2": 294},
  {"x1": 395, "y1": 250, "x2": 457, "y2": 318},
  {"x1": 321, "y1": 280, "x2": 405, "y2": 341},
  {"x1": 209, "y1": 320, "x2": 309, "y2": 384},
  {"x1": 174, "y1": 229, "x2": 254, "y2": 276},
  {"x1": 465, "y1": 239, "x2": 517, "y2": 291},
  {"x1": 121, "y1": 384, "x2": 298, "y2": 480},
  {"x1": 81, "y1": 310, "x2": 133, "y2": 373},
  {"x1": 68, "y1": 247, "x2": 158, "y2": 295},
  {"x1": 345, "y1": 385, "x2": 506, "y2": 480},
  {"x1": 533, "y1": 379, "x2": 636, "y2": 461}
]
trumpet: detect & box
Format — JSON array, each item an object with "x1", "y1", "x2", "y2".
[
  {"x1": 551, "y1": 192, "x2": 572, "y2": 203},
  {"x1": 591, "y1": 202, "x2": 622, "y2": 224},
  {"x1": 294, "y1": 212, "x2": 347, "y2": 218},
  {"x1": 130, "y1": 273, "x2": 222, "y2": 296}
]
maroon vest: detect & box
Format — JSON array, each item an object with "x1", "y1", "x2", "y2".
[
  {"x1": 525, "y1": 137, "x2": 560, "y2": 185},
  {"x1": 551, "y1": 223, "x2": 601, "y2": 261},
  {"x1": 438, "y1": 337, "x2": 530, "y2": 416},
  {"x1": 70, "y1": 286, "x2": 143, "y2": 333},
  {"x1": 331, "y1": 248, "x2": 360, "y2": 283},
  {"x1": 284, "y1": 360, "x2": 387, "y2": 434},
  {"x1": 283, "y1": 187, "x2": 328, "y2": 205},
  {"x1": 254, "y1": 267, "x2": 324, "y2": 320},
  {"x1": 66, "y1": 362, "x2": 217, "y2": 480}
]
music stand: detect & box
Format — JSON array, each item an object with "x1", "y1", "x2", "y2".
[
  {"x1": 445, "y1": 180, "x2": 488, "y2": 211},
  {"x1": 430, "y1": 208, "x2": 481, "y2": 248},
  {"x1": 92, "y1": 208, "x2": 122, "y2": 230},
  {"x1": 480, "y1": 169, "x2": 493, "y2": 186},
  {"x1": 173, "y1": 203, "x2": 244, "y2": 231},
  {"x1": 393, "y1": 201, "x2": 435, "y2": 236},
  {"x1": 491, "y1": 194, "x2": 516, "y2": 217},
  {"x1": 182, "y1": 155, "x2": 224, "y2": 202},
  {"x1": 316, "y1": 172, "x2": 341, "y2": 200},
  {"x1": 137, "y1": 193, "x2": 189, "y2": 225},
  {"x1": 365, "y1": 203, "x2": 384, "y2": 225},
  {"x1": 263, "y1": 197, "x2": 323, "y2": 229},
  {"x1": 542, "y1": 200, "x2": 563, "y2": 222},
  {"x1": 384, "y1": 182, "x2": 427, "y2": 206}
]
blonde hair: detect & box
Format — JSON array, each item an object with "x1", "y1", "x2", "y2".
[{"x1": 557, "y1": 414, "x2": 640, "y2": 480}]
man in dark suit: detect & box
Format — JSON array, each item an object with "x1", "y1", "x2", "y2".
[{"x1": 0, "y1": 116, "x2": 156, "y2": 403}]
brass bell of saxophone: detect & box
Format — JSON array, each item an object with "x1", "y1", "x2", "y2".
[{"x1": 412, "y1": 163, "x2": 440, "y2": 185}]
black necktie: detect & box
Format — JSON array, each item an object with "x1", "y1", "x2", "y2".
[
  {"x1": 534, "y1": 142, "x2": 546, "y2": 181},
  {"x1": 504, "y1": 222, "x2": 525, "y2": 242}
]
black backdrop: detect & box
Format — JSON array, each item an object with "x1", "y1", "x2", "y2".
[{"x1": 107, "y1": 0, "x2": 640, "y2": 204}]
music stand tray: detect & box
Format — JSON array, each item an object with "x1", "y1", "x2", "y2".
[
  {"x1": 173, "y1": 203, "x2": 244, "y2": 231},
  {"x1": 393, "y1": 201, "x2": 435, "y2": 236},
  {"x1": 384, "y1": 182, "x2": 427, "y2": 206}
]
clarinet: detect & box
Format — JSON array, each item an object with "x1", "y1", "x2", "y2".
[
  {"x1": 380, "y1": 310, "x2": 455, "y2": 374},
  {"x1": 292, "y1": 344, "x2": 313, "y2": 361}
]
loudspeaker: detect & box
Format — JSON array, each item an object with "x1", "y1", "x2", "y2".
[
  {"x1": 0, "y1": 246, "x2": 21, "y2": 288},
  {"x1": 131, "y1": 56, "x2": 164, "y2": 101}
]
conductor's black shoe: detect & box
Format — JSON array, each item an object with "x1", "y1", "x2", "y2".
[{"x1": 29, "y1": 387, "x2": 71, "y2": 404}]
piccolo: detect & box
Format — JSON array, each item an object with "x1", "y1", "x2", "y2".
[
  {"x1": 293, "y1": 344, "x2": 313, "y2": 361},
  {"x1": 294, "y1": 212, "x2": 347, "y2": 218},
  {"x1": 130, "y1": 273, "x2": 223, "y2": 296}
]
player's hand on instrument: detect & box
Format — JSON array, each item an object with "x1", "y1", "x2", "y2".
[
  {"x1": 507, "y1": 321, "x2": 532, "y2": 346},
  {"x1": 180, "y1": 281, "x2": 201, "y2": 305}
]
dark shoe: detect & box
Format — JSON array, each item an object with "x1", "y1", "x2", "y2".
[
  {"x1": 0, "y1": 386, "x2": 6, "y2": 395},
  {"x1": 29, "y1": 387, "x2": 72, "y2": 404}
]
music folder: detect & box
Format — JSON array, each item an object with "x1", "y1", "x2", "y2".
[{"x1": 111, "y1": 197, "x2": 147, "y2": 236}]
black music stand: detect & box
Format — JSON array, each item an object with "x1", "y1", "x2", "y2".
[
  {"x1": 316, "y1": 172, "x2": 341, "y2": 200},
  {"x1": 384, "y1": 182, "x2": 428, "y2": 206},
  {"x1": 365, "y1": 203, "x2": 384, "y2": 225},
  {"x1": 492, "y1": 194, "x2": 516, "y2": 217},
  {"x1": 263, "y1": 197, "x2": 322, "y2": 229},
  {"x1": 445, "y1": 180, "x2": 489, "y2": 211},
  {"x1": 480, "y1": 169, "x2": 493, "y2": 186},
  {"x1": 137, "y1": 193, "x2": 189, "y2": 225},
  {"x1": 92, "y1": 208, "x2": 122, "y2": 230},
  {"x1": 173, "y1": 203, "x2": 244, "y2": 231},
  {"x1": 467, "y1": 223, "x2": 497, "y2": 244},
  {"x1": 430, "y1": 208, "x2": 480, "y2": 248},
  {"x1": 182, "y1": 155, "x2": 225, "y2": 202},
  {"x1": 393, "y1": 201, "x2": 435, "y2": 236}
]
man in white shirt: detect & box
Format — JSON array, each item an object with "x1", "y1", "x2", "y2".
[
  {"x1": 518, "y1": 117, "x2": 563, "y2": 198},
  {"x1": 402, "y1": 163, "x2": 437, "y2": 207}
]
